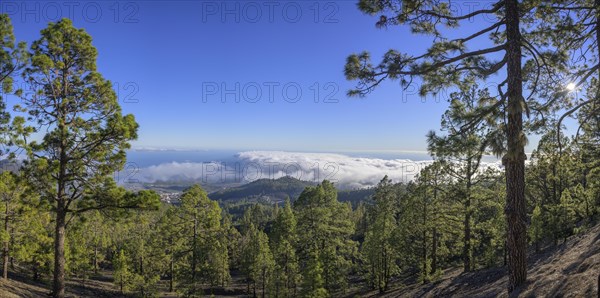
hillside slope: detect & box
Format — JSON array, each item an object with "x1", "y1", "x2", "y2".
[
  {"x1": 209, "y1": 176, "x2": 316, "y2": 202},
  {"x1": 208, "y1": 176, "x2": 375, "y2": 204},
  {"x1": 359, "y1": 224, "x2": 600, "y2": 297}
]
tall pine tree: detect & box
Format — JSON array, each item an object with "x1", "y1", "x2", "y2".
[{"x1": 18, "y1": 19, "x2": 158, "y2": 297}]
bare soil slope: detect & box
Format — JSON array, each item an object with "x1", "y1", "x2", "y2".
[{"x1": 359, "y1": 224, "x2": 600, "y2": 298}]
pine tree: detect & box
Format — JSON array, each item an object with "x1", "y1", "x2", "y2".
[
  {"x1": 344, "y1": 0, "x2": 568, "y2": 291},
  {"x1": 157, "y1": 206, "x2": 185, "y2": 293},
  {"x1": 538, "y1": 1, "x2": 600, "y2": 151},
  {"x1": 294, "y1": 181, "x2": 356, "y2": 296},
  {"x1": 113, "y1": 249, "x2": 130, "y2": 294},
  {"x1": 0, "y1": 14, "x2": 27, "y2": 150},
  {"x1": 176, "y1": 184, "x2": 229, "y2": 294},
  {"x1": 17, "y1": 19, "x2": 158, "y2": 297},
  {"x1": 427, "y1": 88, "x2": 498, "y2": 272},
  {"x1": 0, "y1": 15, "x2": 29, "y2": 280},
  {"x1": 300, "y1": 248, "x2": 327, "y2": 298},
  {"x1": 529, "y1": 205, "x2": 543, "y2": 253},
  {"x1": 271, "y1": 198, "x2": 300, "y2": 297},
  {"x1": 0, "y1": 14, "x2": 17, "y2": 90},
  {"x1": 65, "y1": 222, "x2": 92, "y2": 285},
  {"x1": 555, "y1": 189, "x2": 578, "y2": 243},
  {"x1": 361, "y1": 176, "x2": 399, "y2": 292},
  {"x1": 251, "y1": 228, "x2": 275, "y2": 298},
  {"x1": 0, "y1": 172, "x2": 26, "y2": 279},
  {"x1": 412, "y1": 163, "x2": 452, "y2": 282},
  {"x1": 471, "y1": 178, "x2": 506, "y2": 268},
  {"x1": 86, "y1": 211, "x2": 109, "y2": 275},
  {"x1": 222, "y1": 212, "x2": 242, "y2": 280},
  {"x1": 239, "y1": 223, "x2": 274, "y2": 297},
  {"x1": 122, "y1": 208, "x2": 175, "y2": 297},
  {"x1": 12, "y1": 206, "x2": 54, "y2": 281}
]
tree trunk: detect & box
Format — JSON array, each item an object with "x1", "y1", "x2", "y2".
[
  {"x1": 422, "y1": 229, "x2": 428, "y2": 283},
  {"x1": 422, "y1": 195, "x2": 428, "y2": 284},
  {"x1": 432, "y1": 182, "x2": 438, "y2": 275},
  {"x1": 261, "y1": 269, "x2": 266, "y2": 298},
  {"x1": 253, "y1": 280, "x2": 257, "y2": 298},
  {"x1": 169, "y1": 251, "x2": 174, "y2": 292},
  {"x1": 464, "y1": 188, "x2": 472, "y2": 272},
  {"x1": 93, "y1": 244, "x2": 98, "y2": 275},
  {"x1": 503, "y1": 239, "x2": 507, "y2": 266},
  {"x1": 192, "y1": 217, "x2": 197, "y2": 282},
  {"x1": 383, "y1": 246, "x2": 389, "y2": 292},
  {"x1": 139, "y1": 255, "x2": 144, "y2": 275},
  {"x1": 504, "y1": 0, "x2": 527, "y2": 292},
  {"x1": 33, "y1": 261, "x2": 39, "y2": 281},
  {"x1": 3, "y1": 200, "x2": 9, "y2": 280},
  {"x1": 432, "y1": 228, "x2": 438, "y2": 275},
  {"x1": 53, "y1": 204, "x2": 67, "y2": 298},
  {"x1": 275, "y1": 272, "x2": 280, "y2": 298}
]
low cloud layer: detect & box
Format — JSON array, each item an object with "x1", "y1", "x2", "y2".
[
  {"x1": 127, "y1": 151, "x2": 502, "y2": 189},
  {"x1": 236, "y1": 151, "x2": 432, "y2": 189}
]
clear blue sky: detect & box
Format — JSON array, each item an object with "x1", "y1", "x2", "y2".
[{"x1": 4, "y1": 1, "x2": 543, "y2": 153}]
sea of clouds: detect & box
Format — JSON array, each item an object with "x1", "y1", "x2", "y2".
[{"x1": 131, "y1": 151, "x2": 502, "y2": 189}]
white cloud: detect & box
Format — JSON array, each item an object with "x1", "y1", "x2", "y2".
[
  {"x1": 235, "y1": 151, "x2": 433, "y2": 189},
  {"x1": 127, "y1": 151, "x2": 503, "y2": 189},
  {"x1": 133, "y1": 161, "x2": 224, "y2": 184}
]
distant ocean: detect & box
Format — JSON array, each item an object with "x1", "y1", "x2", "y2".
[
  {"x1": 125, "y1": 149, "x2": 499, "y2": 166},
  {"x1": 126, "y1": 150, "x2": 242, "y2": 167}
]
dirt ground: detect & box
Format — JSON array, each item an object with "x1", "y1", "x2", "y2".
[{"x1": 355, "y1": 224, "x2": 600, "y2": 298}]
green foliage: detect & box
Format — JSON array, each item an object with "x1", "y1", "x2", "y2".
[
  {"x1": 0, "y1": 14, "x2": 28, "y2": 155},
  {"x1": 294, "y1": 180, "x2": 357, "y2": 296},
  {"x1": 1, "y1": 171, "x2": 53, "y2": 280},
  {"x1": 361, "y1": 176, "x2": 400, "y2": 292},
  {"x1": 471, "y1": 182, "x2": 505, "y2": 268},
  {"x1": 300, "y1": 249, "x2": 327, "y2": 298},
  {"x1": 124, "y1": 211, "x2": 163, "y2": 297},
  {"x1": 271, "y1": 199, "x2": 300, "y2": 297},
  {"x1": 113, "y1": 249, "x2": 131, "y2": 293},
  {"x1": 211, "y1": 176, "x2": 315, "y2": 202},
  {"x1": 65, "y1": 224, "x2": 93, "y2": 281},
  {"x1": 13, "y1": 17, "x2": 156, "y2": 295},
  {"x1": 251, "y1": 227, "x2": 275, "y2": 297},
  {"x1": 174, "y1": 185, "x2": 230, "y2": 293},
  {"x1": 529, "y1": 205, "x2": 543, "y2": 251},
  {"x1": 239, "y1": 223, "x2": 275, "y2": 297}
]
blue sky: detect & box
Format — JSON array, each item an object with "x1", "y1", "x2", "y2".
[{"x1": 3, "y1": 1, "x2": 545, "y2": 153}]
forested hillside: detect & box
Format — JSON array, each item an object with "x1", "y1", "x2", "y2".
[
  {"x1": 209, "y1": 176, "x2": 374, "y2": 205},
  {"x1": 209, "y1": 176, "x2": 316, "y2": 202}
]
